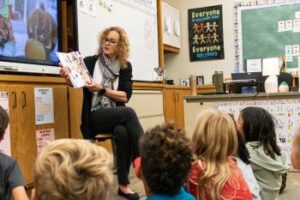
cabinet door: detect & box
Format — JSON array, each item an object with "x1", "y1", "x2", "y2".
[
  {"x1": 51, "y1": 85, "x2": 69, "y2": 139},
  {"x1": 9, "y1": 85, "x2": 36, "y2": 184},
  {"x1": 68, "y1": 87, "x2": 83, "y2": 139},
  {"x1": 0, "y1": 85, "x2": 35, "y2": 184},
  {"x1": 127, "y1": 90, "x2": 164, "y2": 130},
  {"x1": 163, "y1": 88, "x2": 176, "y2": 124},
  {"x1": 175, "y1": 89, "x2": 191, "y2": 131}
]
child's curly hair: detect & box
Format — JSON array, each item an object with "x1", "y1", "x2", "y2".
[{"x1": 140, "y1": 123, "x2": 193, "y2": 195}]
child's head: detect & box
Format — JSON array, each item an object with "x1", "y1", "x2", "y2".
[
  {"x1": 191, "y1": 110, "x2": 238, "y2": 200},
  {"x1": 291, "y1": 128, "x2": 300, "y2": 170},
  {"x1": 33, "y1": 139, "x2": 113, "y2": 200},
  {"x1": 0, "y1": 105, "x2": 8, "y2": 140},
  {"x1": 237, "y1": 107, "x2": 281, "y2": 159},
  {"x1": 192, "y1": 109, "x2": 237, "y2": 162},
  {"x1": 139, "y1": 123, "x2": 192, "y2": 196}
]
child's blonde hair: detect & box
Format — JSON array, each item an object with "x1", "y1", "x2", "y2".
[
  {"x1": 192, "y1": 109, "x2": 238, "y2": 200},
  {"x1": 34, "y1": 139, "x2": 113, "y2": 200}
]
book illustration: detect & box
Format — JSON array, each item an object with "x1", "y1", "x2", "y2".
[{"x1": 57, "y1": 51, "x2": 93, "y2": 88}]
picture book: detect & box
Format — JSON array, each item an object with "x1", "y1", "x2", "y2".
[{"x1": 57, "y1": 51, "x2": 93, "y2": 88}]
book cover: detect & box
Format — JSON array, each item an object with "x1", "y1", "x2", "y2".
[{"x1": 57, "y1": 51, "x2": 93, "y2": 88}]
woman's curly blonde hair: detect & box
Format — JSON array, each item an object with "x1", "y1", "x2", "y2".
[
  {"x1": 98, "y1": 26, "x2": 130, "y2": 69},
  {"x1": 34, "y1": 139, "x2": 113, "y2": 200}
]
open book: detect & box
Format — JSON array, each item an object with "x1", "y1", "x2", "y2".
[{"x1": 57, "y1": 51, "x2": 93, "y2": 88}]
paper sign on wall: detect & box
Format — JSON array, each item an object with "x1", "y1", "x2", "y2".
[
  {"x1": 34, "y1": 88, "x2": 54, "y2": 125},
  {"x1": 0, "y1": 91, "x2": 10, "y2": 156},
  {"x1": 36, "y1": 128, "x2": 55, "y2": 155},
  {"x1": 78, "y1": 0, "x2": 87, "y2": 13},
  {"x1": 246, "y1": 59, "x2": 262, "y2": 72},
  {"x1": 162, "y1": 1, "x2": 181, "y2": 48}
]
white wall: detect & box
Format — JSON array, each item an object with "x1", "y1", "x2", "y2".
[{"x1": 163, "y1": 0, "x2": 237, "y2": 85}]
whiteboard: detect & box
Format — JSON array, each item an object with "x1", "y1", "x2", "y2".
[
  {"x1": 77, "y1": 0, "x2": 159, "y2": 81},
  {"x1": 216, "y1": 99, "x2": 300, "y2": 166}
]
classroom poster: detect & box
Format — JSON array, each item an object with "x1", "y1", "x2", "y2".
[
  {"x1": 36, "y1": 128, "x2": 55, "y2": 155},
  {"x1": 34, "y1": 88, "x2": 54, "y2": 125},
  {"x1": 188, "y1": 5, "x2": 224, "y2": 61}
]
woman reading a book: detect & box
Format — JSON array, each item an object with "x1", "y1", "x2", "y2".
[{"x1": 60, "y1": 26, "x2": 143, "y2": 200}]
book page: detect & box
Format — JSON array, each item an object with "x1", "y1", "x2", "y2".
[{"x1": 57, "y1": 51, "x2": 93, "y2": 88}]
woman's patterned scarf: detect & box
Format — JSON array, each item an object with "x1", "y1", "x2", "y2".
[{"x1": 91, "y1": 53, "x2": 120, "y2": 111}]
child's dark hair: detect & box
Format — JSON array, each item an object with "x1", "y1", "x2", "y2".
[
  {"x1": 237, "y1": 133, "x2": 250, "y2": 164},
  {"x1": 139, "y1": 123, "x2": 193, "y2": 195},
  {"x1": 227, "y1": 113, "x2": 250, "y2": 164},
  {"x1": 0, "y1": 106, "x2": 8, "y2": 139},
  {"x1": 240, "y1": 107, "x2": 281, "y2": 159}
]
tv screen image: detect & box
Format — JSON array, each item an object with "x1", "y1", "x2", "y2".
[{"x1": 0, "y1": 0, "x2": 61, "y2": 74}]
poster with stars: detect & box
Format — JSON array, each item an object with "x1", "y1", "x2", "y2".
[{"x1": 188, "y1": 5, "x2": 224, "y2": 61}]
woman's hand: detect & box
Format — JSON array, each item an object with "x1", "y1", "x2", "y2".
[
  {"x1": 59, "y1": 64, "x2": 73, "y2": 86},
  {"x1": 59, "y1": 64, "x2": 70, "y2": 78},
  {"x1": 86, "y1": 82, "x2": 103, "y2": 92}
]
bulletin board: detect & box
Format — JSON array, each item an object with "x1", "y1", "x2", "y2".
[
  {"x1": 216, "y1": 99, "x2": 300, "y2": 166},
  {"x1": 76, "y1": 0, "x2": 159, "y2": 81},
  {"x1": 239, "y1": 1, "x2": 300, "y2": 71},
  {"x1": 162, "y1": 1, "x2": 181, "y2": 48}
]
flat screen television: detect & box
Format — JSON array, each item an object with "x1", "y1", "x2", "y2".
[{"x1": 0, "y1": 0, "x2": 61, "y2": 74}]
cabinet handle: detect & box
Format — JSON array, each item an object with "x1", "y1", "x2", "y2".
[
  {"x1": 172, "y1": 93, "x2": 176, "y2": 102},
  {"x1": 176, "y1": 93, "x2": 179, "y2": 102},
  {"x1": 12, "y1": 92, "x2": 17, "y2": 108},
  {"x1": 21, "y1": 91, "x2": 26, "y2": 108}
]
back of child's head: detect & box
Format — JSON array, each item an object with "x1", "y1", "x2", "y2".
[
  {"x1": 140, "y1": 123, "x2": 192, "y2": 196},
  {"x1": 239, "y1": 107, "x2": 281, "y2": 159},
  {"x1": 191, "y1": 109, "x2": 238, "y2": 200},
  {"x1": 291, "y1": 128, "x2": 300, "y2": 169},
  {"x1": 0, "y1": 105, "x2": 8, "y2": 139},
  {"x1": 34, "y1": 139, "x2": 113, "y2": 200},
  {"x1": 192, "y1": 109, "x2": 237, "y2": 162}
]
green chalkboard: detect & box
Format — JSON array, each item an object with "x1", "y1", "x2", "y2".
[{"x1": 241, "y1": 3, "x2": 300, "y2": 70}]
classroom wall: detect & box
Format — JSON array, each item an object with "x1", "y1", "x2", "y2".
[{"x1": 163, "y1": 0, "x2": 238, "y2": 85}]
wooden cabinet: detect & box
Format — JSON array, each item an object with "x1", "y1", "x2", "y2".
[
  {"x1": 163, "y1": 85, "x2": 216, "y2": 131},
  {"x1": 0, "y1": 75, "x2": 69, "y2": 185},
  {"x1": 127, "y1": 90, "x2": 164, "y2": 130},
  {"x1": 68, "y1": 87, "x2": 83, "y2": 139},
  {"x1": 163, "y1": 87, "x2": 190, "y2": 130}
]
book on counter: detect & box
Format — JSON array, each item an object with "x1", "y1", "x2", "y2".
[{"x1": 56, "y1": 51, "x2": 93, "y2": 88}]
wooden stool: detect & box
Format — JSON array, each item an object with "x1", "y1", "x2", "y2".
[{"x1": 94, "y1": 133, "x2": 116, "y2": 153}]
